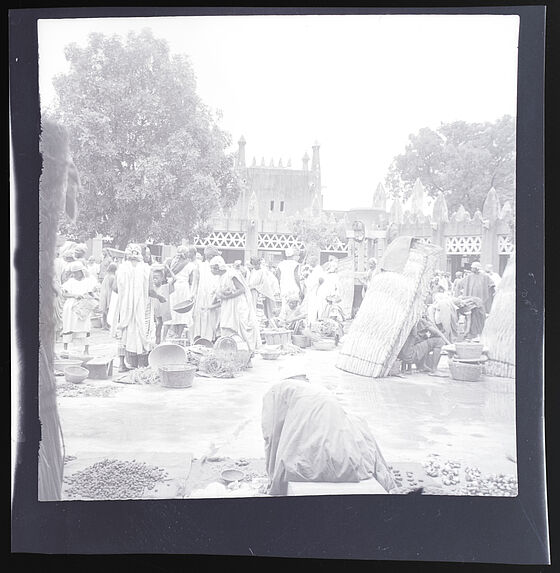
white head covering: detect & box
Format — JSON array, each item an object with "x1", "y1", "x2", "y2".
[
  {"x1": 209, "y1": 255, "x2": 227, "y2": 271},
  {"x1": 285, "y1": 247, "x2": 295, "y2": 258},
  {"x1": 69, "y1": 260, "x2": 85, "y2": 273}
]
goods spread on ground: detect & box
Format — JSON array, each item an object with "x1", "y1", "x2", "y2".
[
  {"x1": 56, "y1": 381, "x2": 122, "y2": 398},
  {"x1": 480, "y1": 256, "x2": 515, "y2": 378},
  {"x1": 63, "y1": 458, "x2": 170, "y2": 500},
  {"x1": 337, "y1": 241, "x2": 440, "y2": 377}
]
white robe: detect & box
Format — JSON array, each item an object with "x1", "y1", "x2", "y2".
[
  {"x1": 304, "y1": 264, "x2": 326, "y2": 323},
  {"x1": 61, "y1": 276, "x2": 97, "y2": 336},
  {"x1": 112, "y1": 261, "x2": 151, "y2": 355}
]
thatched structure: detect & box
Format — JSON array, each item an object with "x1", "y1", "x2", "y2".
[
  {"x1": 336, "y1": 238, "x2": 441, "y2": 378},
  {"x1": 480, "y1": 255, "x2": 515, "y2": 378}
]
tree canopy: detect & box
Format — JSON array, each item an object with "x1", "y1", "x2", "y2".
[
  {"x1": 49, "y1": 29, "x2": 242, "y2": 248},
  {"x1": 385, "y1": 115, "x2": 515, "y2": 214}
]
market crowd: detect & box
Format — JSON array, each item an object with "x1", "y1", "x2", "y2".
[{"x1": 53, "y1": 241, "x2": 375, "y2": 372}]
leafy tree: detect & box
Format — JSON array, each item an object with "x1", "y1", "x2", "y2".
[
  {"x1": 49, "y1": 29, "x2": 242, "y2": 248},
  {"x1": 385, "y1": 115, "x2": 515, "y2": 213},
  {"x1": 289, "y1": 211, "x2": 340, "y2": 254}
]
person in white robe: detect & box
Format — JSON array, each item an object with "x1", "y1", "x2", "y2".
[
  {"x1": 61, "y1": 260, "x2": 98, "y2": 355},
  {"x1": 111, "y1": 244, "x2": 153, "y2": 371}
]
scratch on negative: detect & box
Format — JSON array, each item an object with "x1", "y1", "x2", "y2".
[
  {"x1": 249, "y1": 547, "x2": 254, "y2": 556},
  {"x1": 520, "y1": 500, "x2": 548, "y2": 555}
]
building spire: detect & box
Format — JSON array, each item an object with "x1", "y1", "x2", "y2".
[
  {"x1": 372, "y1": 182, "x2": 387, "y2": 211},
  {"x1": 237, "y1": 135, "x2": 246, "y2": 168}
]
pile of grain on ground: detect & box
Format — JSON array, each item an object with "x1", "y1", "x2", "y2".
[
  {"x1": 56, "y1": 381, "x2": 121, "y2": 398},
  {"x1": 64, "y1": 458, "x2": 169, "y2": 500}
]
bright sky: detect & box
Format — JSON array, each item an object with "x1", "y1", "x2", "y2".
[{"x1": 38, "y1": 14, "x2": 519, "y2": 210}]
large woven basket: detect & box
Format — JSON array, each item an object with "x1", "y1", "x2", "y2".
[
  {"x1": 292, "y1": 334, "x2": 311, "y2": 348},
  {"x1": 262, "y1": 329, "x2": 292, "y2": 346},
  {"x1": 449, "y1": 360, "x2": 483, "y2": 382},
  {"x1": 159, "y1": 364, "x2": 196, "y2": 388},
  {"x1": 454, "y1": 342, "x2": 484, "y2": 360}
]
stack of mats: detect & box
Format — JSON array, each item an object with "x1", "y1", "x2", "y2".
[{"x1": 336, "y1": 239, "x2": 441, "y2": 378}]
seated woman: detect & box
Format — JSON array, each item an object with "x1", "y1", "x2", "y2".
[
  {"x1": 321, "y1": 294, "x2": 345, "y2": 344},
  {"x1": 398, "y1": 314, "x2": 450, "y2": 376},
  {"x1": 275, "y1": 295, "x2": 306, "y2": 334},
  {"x1": 262, "y1": 377, "x2": 396, "y2": 495}
]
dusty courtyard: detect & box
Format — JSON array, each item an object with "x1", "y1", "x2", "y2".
[{"x1": 54, "y1": 327, "x2": 518, "y2": 500}]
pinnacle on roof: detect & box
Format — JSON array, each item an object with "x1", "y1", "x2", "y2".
[
  {"x1": 482, "y1": 187, "x2": 501, "y2": 222},
  {"x1": 432, "y1": 191, "x2": 449, "y2": 224}
]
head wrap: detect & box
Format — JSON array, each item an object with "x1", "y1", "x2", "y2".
[
  {"x1": 204, "y1": 245, "x2": 221, "y2": 258},
  {"x1": 209, "y1": 256, "x2": 227, "y2": 271},
  {"x1": 285, "y1": 247, "x2": 295, "y2": 258},
  {"x1": 73, "y1": 244, "x2": 87, "y2": 257},
  {"x1": 69, "y1": 261, "x2": 85, "y2": 273}
]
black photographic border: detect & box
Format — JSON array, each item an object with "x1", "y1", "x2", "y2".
[{"x1": 9, "y1": 4, "x2": 549, "y2": 566}]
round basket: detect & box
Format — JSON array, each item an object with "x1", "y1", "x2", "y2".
[
  {"x1": 148, "y1": 343, "x2": 188, "y2": 369},
  {"x1": 64, "y1": 365, "x2": 89, "y2": 384},
  {"x1": 449, "y1": 360, "x2": 483, "y2": 382},
  {"x1": 261, "y1": 349, "x2": 281, "y2": 360},
  {"x1": 159, "y1": 364, "x2": 196, "y2": 388},
  {"x1": 172, "y1": 299, "x2": 194, "y2": 314},
  {"x1": 262, "y1": 329, "x2": 292, "y2": 346},
  {"x1": 221, "y1": 468, "x2": 245, "y2": 483},
  {"x1": 454, "y1": 342, "x2": 484, "y2": 360},
  {"x1": 292, "y1": 334, "x2": 311, "y2": 348},
  {"x1": 312, "y1": 338, "x2": 336, "y2": 351}
]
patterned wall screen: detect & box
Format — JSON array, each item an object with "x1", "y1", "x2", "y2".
[
  {"x1": 323, "y1": 237, "x2": 349, "y2": 252},
  {"x1": 445, "y1": 235, "x2": 482, "y2": 255},
  {"x1": 498, "y1": 235, "x2": 515, "y2": 255},
  {"x1": 258, "y1": 233, "x2": 304, "y2": 251},
  {"x1": 194, "y1": 231, "x2": 246, "y2": 249}
]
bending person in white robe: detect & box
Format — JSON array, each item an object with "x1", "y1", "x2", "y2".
[{"x1": 206, "y1": 256, "x2": 261, "y2": 357}]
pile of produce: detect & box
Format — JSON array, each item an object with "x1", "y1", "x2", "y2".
[
  {"x1": 459, "y1": 468, "x2": 518, "y2": 496},
  {"x1": 306, "y1": 319, "x2": 340, "y2": 340},
  {"x1": 56, "y1": 382, "x2": 121, "y2": 398},
  {"x1": 127, "y1": 366, "x2": 160, "y2": 385},
  {"x1": 337, "y1": 241, "x2": 440, "y2": 378},
  {"x1": 421, "y1": 454, "x2": 517, "y2": 496},
  {"x1": 480, "y1": 256, "x2": 515, "y2": 378},
  {"x1": 198, "y1": 355, "x2": 245, "y2": 378},
  {"x1": 64, "y1": 458, "x2": 170, "y2": 500}
]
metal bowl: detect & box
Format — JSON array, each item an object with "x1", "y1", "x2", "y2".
[
  {"x1": 220, "y1": 468, "x2": 245, "y2": 483},
  {"x1": 64, "y1": 365, "x2": 89, "y2": 384},
  {"x1": 172, "y1": 299, "x2": 194, "y2": 314},
  {"x1": 148, "y1": 343, "x2": 188, "y2": 369}
]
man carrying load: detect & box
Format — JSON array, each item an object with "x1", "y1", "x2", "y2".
[{"x1": 398, "y1": 314, "x2": 450, "y2": 376}]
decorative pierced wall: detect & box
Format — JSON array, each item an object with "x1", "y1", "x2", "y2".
[
  {"x1": 324, "y1": 237, "x2": 349, "y2": 252},
  {"x1": 194, "y1": 231, "x2": 246, "y2": 249},
  {"x1": 258, "y1": 233, "x2": 304, "y2": 251},
  {"x1": 415, "y1": 237, "x2": 433, "y2": 245},
  {"x1": 498, "y1": 235, "x2": 514, "y2": 255},
  {"x1": 445, "y1": 235, "x2": 481, "y2": 255}
]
